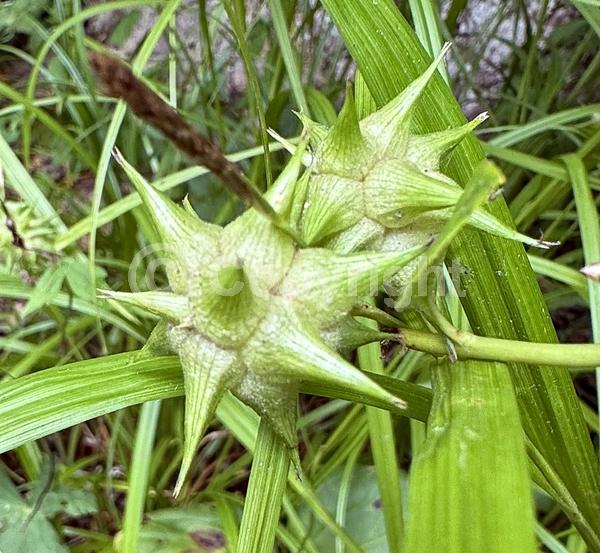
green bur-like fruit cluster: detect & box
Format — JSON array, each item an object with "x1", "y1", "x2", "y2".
[
  {"x1": 292, "y1": 47, "x2": 552, "y2": 286},
  {"x1": 105, "y1": 145, "x2": 421, "y2": 495},
  {"x1": 105, "y1": 47, "x2": 550, "y2": 495}
]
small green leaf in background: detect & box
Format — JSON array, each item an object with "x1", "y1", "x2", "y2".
[
  {"x1": 0, "y1": 463, "x2": 97, "y2": 553},
  {"x1": 114, "y1": 505, "x2": 227, "y2": 553},
  {"x1": 110, "y1": 9, "x2": 142, "y2": 47},
  {"x1": 62, "y1": 257, "x2": 107, "y2": 302},
  {"x1": 299, "y1": 465, "x2": 407, "y2": 552},
  {"x1": 21, "y1": 264, "x2": 65, "y2": 317},
  {"x1": 306, "y1": 87, "x2": 338, "y2": 126},
  {"x1": 20, "y1": 257, "x2": 108, "y2": 317},
  {"x1": 0, "y1": 0, "x2": 46, "y2": 39}
]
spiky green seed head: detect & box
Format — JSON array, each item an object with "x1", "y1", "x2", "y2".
[
  {"x1": 295, "y1": 45, "x2": 553, "y2": 291},
  {"x1": 107, "y1": 145, "x2": 420, "y2": 496}
]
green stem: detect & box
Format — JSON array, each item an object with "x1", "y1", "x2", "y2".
[
  {"x1": 15, "y1": 442, "x2": 42, "y2": 481},
  {"x1": 238, "y1": 418, "x2": 290, "y2": 553},
  {"x1": 354, "y1": 304, "x2": 600, "y2": 368},
  {"x1": 408, "y1": 324, "x2": 600, "y2": 368}
]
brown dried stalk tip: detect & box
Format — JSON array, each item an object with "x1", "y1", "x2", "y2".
[{"x1": 88, "y1": 51, "x2": 277, "y2": 218}]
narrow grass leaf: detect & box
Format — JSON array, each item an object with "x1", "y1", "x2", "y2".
[
  {"x1": 0, "y1": 353, "x2": 432, "y2": 454},
  {"x1": 528, "y1": 254, "x2": 589, "y2": 300},
  {"x1": 0, "y1": 81, "x2": 96, "y2": 169},
  {"x1": 120, "y1": 401, "x2": 161, "y2": 553},
  {"x1": 563, "y1": 154, "x2": 600, "y2": 436},
  {"x1": 407, "y1": 0, "x2": 447, "y2": 81},
  {"x1": 22, "y1": 0, "x2": 164, "y2": 165},
  {"x1": 357, "y1": 318, "x2": 404, "y2": 553},
  {"x1": 488, "y1": 104, "x2": 600, "y2": 148},
  {"x1": 485, "y1": 143, "x2": 600, "y2": 191},
  {"x1": 572, "y1": 1, "x2": 600, "y2": 37},
  {"x1": 0, "y1": 132, "x2": 66, "y2": 232},
  {"x1": 268, "y1": 0, "x2": 309, "y2": 114},
  {"x1": 0, "y1": 276, "x2": 144, "y2": 341},
  {"x1": 237, "y1": 421, "x2": 290, "y2": 553}
]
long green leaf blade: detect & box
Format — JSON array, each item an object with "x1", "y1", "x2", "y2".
[
  {"x1": 563, "y1": 154, "x2": 600, "y2": 443},
  {"x1": 120, "y1": 401, "x2": 161, "y2": 553},
  {"x1": 0, "y1": 354, "x2": 432, "y2": 454}
]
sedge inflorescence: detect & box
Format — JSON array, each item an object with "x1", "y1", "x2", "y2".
[
  {"x1": 106, "y1": 144, "x2": 418, "y2": 495},
  {"x1": 290, "y1": 46, "x2": 552, "y2": 279},
  {"x1": 104, "y1": 46, "x2": 547, "y2": 494}
]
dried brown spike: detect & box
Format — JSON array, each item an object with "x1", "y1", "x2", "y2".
[{"x1": 89, "y1": 51, "x2": 279, "y2": 220}]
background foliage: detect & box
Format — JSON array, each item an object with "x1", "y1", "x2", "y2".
[{"x1": 0, "y1": 1, "x2": 599, "y2": 552}]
